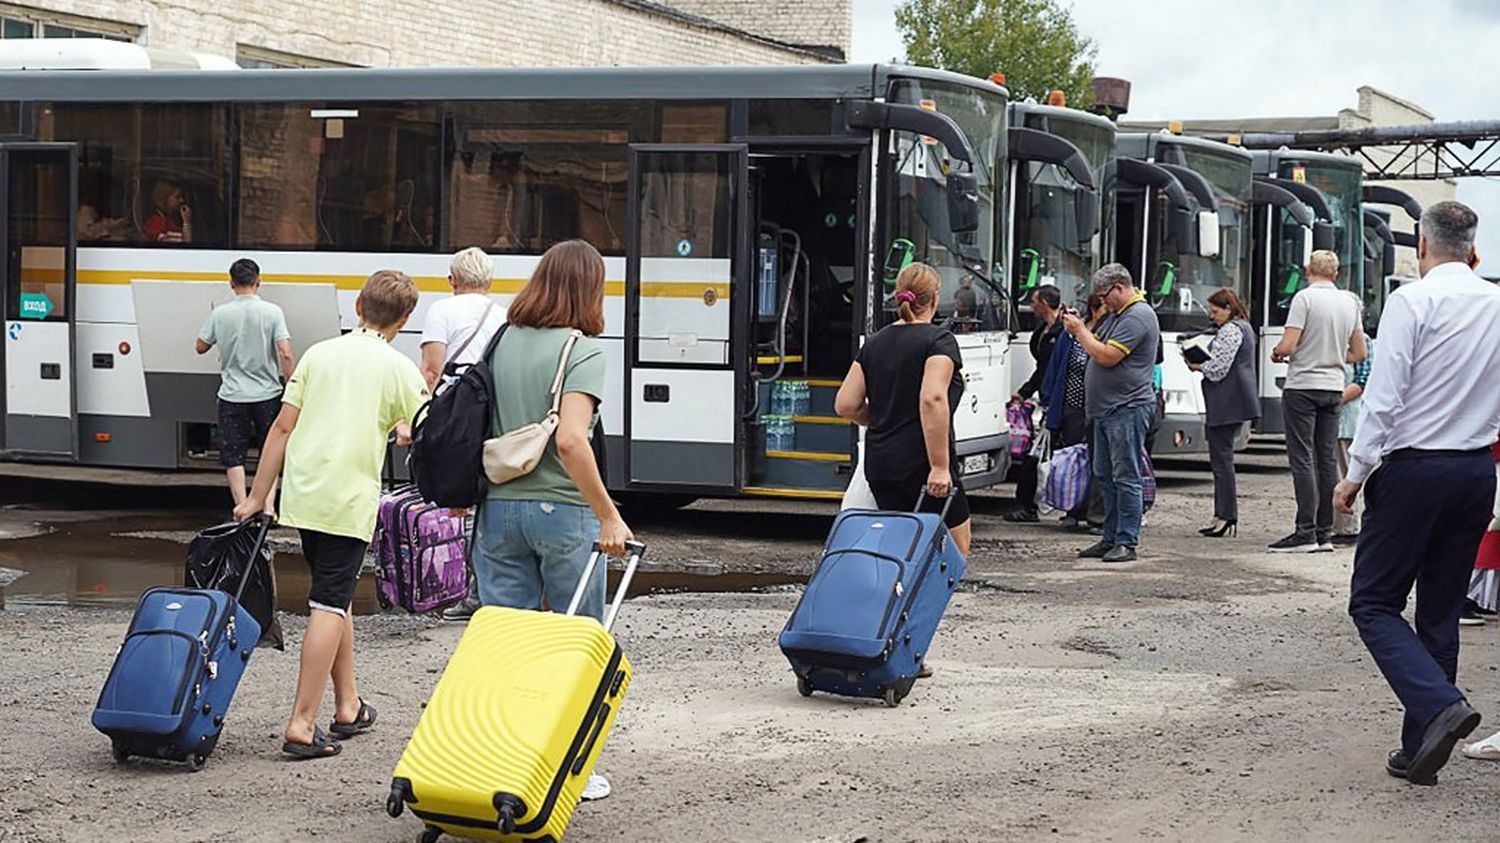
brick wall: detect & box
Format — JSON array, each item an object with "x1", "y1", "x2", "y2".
[
  {"x1": 661, "y1": 0, "x2": 852, "y2": 58},
  {"x1": 11, "y1": 0, "x2": 837, "y2": 67}
]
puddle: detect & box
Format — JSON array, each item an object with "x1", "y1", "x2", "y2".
[{"x1": 0, "y1": 513, "x2": 803, "y2": 614}]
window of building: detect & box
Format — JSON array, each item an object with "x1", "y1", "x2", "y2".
[
  {"x1": 237, "y1": 103, "x2": 440, "y2": 251},
  {"x1": 32, "y1": 103, "x2": 230, "y2": 246},
  {"x1": 448, "y1": 101, "x2": 655, "y2": 256},
  {"x1": 235, "y1": 45, "x2": 354, "y2": 69},
  {"x1": 0, "y1": 4, "x2": 137, "y2": 40}
]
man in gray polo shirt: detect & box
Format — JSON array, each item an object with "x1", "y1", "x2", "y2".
[
  {"x1": 1269, "y1": 250, "x2": 1367, "y2": 553},
  {"x1": 195, "y1": 258, "x2": 295, "y2": 512},
  {"x1": 1061, "y1": 263, "x2": 1160, "y2": 563}
]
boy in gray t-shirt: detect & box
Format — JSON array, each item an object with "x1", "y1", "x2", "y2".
[
  {"x1": 1268, "y1": 250, "x2": 1367, "y2": 553},
  {"x1": 195, "y1": 259, "x2": 295, "y2": 512}
]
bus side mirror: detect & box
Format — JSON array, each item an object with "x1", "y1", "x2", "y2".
[
  {"x1": 1383, "y1": 241, "x2": 1397, "y2": 279},
  {"x1": 1197, "y1": 211, "x2": 1221, "y2": 259},
  {"x1": 1313, "y1": 221, "x2": 1335, "y2": 251},
  {"x1": 1075, "y1": 190, "x2": 1099, "y2": 248},
  {"x1": 1299, "y1": 225, "x2": 1314, "y2": 268},
  {"x1": 947, "y1": 170, "x2": 980, "y2": 234}
]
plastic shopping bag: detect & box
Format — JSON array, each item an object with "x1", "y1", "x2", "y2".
[
  {"x1": 1043, "y1": 443, "x2": 1090, "y2": 512},
  {"x1": 184, "y1": 519, "x2": 285, "y2": 650},
  {"x1": 841, "y1": 438, "x2": 878, "y2": 511}
]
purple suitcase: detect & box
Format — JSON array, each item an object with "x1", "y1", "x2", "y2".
[{"x1": 373, "y1": 488, "x2": 470, "y2": 614}]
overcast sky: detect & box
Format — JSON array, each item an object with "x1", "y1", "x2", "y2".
[{"x1": 850, "y1": 0, "x2": 1500, "y2": 259}]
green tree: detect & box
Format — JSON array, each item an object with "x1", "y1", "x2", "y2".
[{"x1": 895, "y1": 0, "x2": 1097, "y2": 107}]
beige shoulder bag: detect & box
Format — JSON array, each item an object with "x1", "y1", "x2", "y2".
[{"x1": 482, "y1": 330, "x2": 583, "y2": 485}]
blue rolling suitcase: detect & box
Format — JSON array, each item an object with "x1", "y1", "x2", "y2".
[
  {"x1": 779, "y1": 493, "x2": 966, "y2": 707},
  {"x1": 92, "y1": 516, "x2": 271, "y2": 771}
]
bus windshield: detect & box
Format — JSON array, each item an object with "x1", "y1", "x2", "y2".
[
  {"x1": 885, "y1": 77, "x2": 1007, "y2": 331},
  {"x1": 1267, "y1": 206, "x2": 1310, "y2": 326},
  {"x1": 1149, "y1": 145, "x2": 1253, "y2": 333},
  {"x1": 1015, "y1": 116, "x2": 1114, "y2": 315},
  {"x1": 1288, "y1": 161, "x2": 1366, "y2": 320}
]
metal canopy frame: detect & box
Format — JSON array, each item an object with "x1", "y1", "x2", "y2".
[{"x1": 1209, "y1": 120, "x2": 1500, "y2": 181}]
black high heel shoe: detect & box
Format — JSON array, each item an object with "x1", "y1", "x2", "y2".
[{"x1": 1199, "y1": 519, "x2": 1238, "y2": 538}]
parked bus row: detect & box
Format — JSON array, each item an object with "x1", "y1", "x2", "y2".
[{"x1": 0, "y1": 50, "x2": 1423, "y2": 507}]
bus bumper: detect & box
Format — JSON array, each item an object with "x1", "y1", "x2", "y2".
[
  {"x1": 1152, "y1": 412, "x2": 1209, "y2": 455},
  {"x1": 1253, "y1": 397, "x2": 1285, "y2": 435},
  {"x1": 958, "y1": 433, "x2": 1010, "y2": 490}
]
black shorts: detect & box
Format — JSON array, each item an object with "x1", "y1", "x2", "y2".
[
  {"x1": 297, "y1": 529, "x2": 367, "y2": 615},
  {"x1": 867, "y1": 473, "x2": 971, "y2": 529},
  {"x1": 217, "y1": 396, "x2": 282, "y2": 468}
]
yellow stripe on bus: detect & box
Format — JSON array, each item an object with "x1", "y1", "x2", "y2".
[{"x1": 75, "y1": 269, "x2": 727, "y2": 299}]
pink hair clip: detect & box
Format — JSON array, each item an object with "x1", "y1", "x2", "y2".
[{"x1": 895, "y1": 290, "x2": 917, "y2": 304}]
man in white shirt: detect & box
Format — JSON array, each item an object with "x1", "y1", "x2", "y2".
[
  {"x1": 420, "y1": 246, "x2": 505, "y2": 621},
  {"x1": 1335, "y1": 201, "x2": 1500, "y2": 786},
  {"x1": 419, "y1": 246, "x2": 506, "y2": 392},
  {"x1": 1268, "y1": 250, "x2": 1367, "y2": 553}
]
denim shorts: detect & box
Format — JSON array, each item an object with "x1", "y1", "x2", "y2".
[{"x1": 473, "y1": 499, "x2": 605, "y2": 622}]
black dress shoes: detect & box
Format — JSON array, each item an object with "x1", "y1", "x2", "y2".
[{"x1": 1405, "y1": 700, "x2": 1482, "y2": 784}]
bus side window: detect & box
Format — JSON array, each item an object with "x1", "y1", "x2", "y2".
[
  {"x1": 447, "y1": 101, "x2": 649, "y2": 256},
  {"x1": 237, "y1": 103, "x2": 440, "y2": 252},
  {"x1": 37, "y1": 103, "x2": 231, "y2": 247}
]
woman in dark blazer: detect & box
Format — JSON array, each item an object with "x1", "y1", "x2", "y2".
[{"x1": 1189, "y1": 288, "x2": 1259, "y2": 537}]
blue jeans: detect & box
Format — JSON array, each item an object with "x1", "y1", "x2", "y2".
[
  {"x1": 1092, "y1": 403, "x2": 1154, "y2": 548},
  {"x1": 474, "y1": 499, "x2": 605, "y2": 622}
]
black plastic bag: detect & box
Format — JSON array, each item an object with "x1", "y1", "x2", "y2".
[{"x1": 184, "y1": 520, "x2": 285, "y2": 650}]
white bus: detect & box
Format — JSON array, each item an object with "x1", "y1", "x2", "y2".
[
  {"x1": 0, "y1": 64, "x2": 1014, "y2": 505},
  {"x1": 1004, "y1": 102, "x2": 1114, "y2": 393},
  {"x1": 1247, "y1": 150, "x2": 1362, "y2": 434},
  {"x1": 1113, "y1": 132, "x2": 1255, "y2": 455}
]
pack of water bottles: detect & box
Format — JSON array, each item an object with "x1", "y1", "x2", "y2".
[{"x1": 763, "y1": 380, "x2": 811, "y2": 453}]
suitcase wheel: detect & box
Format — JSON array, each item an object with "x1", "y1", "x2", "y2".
[
  {"x1": 110, "y1": 741, "x2": 130, "y2": 764},
  {"x1": 883, "y1": 687, "x2": 901, "y2": 708},
  {"x1": 185, "y1": 753, "x2": 208, "y2": 772},
  {"x1": 796, "y1": 676, "x2": 813, "y2": 698},
  {"x1": 419, "y1": 827, "x2": 442, "y2": 843}
]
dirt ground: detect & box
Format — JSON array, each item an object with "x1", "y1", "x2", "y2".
[{"x1": 2, "y1": 444, "x2": 1499, "y2": 842}]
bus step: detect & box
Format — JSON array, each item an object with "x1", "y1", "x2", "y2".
[
  {"x1": 765, "y1": 450, "x2": 847, "y2": 462},
  {"x1": 788, "y1": 418, "x2": 852, "y2": 453},
  {"x1": 756, "y1": 450, "x2": 852, "y2": 491},
  {"x1": 742, "y1": 487, "x2": 845, "y2": 502}
]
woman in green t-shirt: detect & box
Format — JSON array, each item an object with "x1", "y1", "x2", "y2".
[{"x1": 473, "y1": 240, "x2": 633, "y2": 800}]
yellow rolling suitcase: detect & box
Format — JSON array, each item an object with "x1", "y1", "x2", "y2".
[{"x1": 386, "y1": 541, "x2": 644, "y2": 842}]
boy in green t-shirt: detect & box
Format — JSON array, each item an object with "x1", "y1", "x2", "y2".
[{"x1": 234, "y1": 270, "x2": 427, "y2": 759}]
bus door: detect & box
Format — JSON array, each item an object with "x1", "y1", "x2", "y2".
[
  {"x1": 1, "y1": 144, "x2": 78, "y2": 460},
  {"x1": 624, "y1": 144, "x2": 749, "y2": 490}
]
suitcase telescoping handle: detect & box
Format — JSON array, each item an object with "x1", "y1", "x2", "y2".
[
  {"x1": 232, "y1": 514, "x2": 276, "y2": 605},
  {"x1": 914, "y1": 488, "x2": 956, "y2": 523},
  {"x1": 564, "y1": 540, "x2": 647, "y2": 634}
]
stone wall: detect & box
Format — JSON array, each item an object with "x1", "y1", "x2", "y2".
[
  {"x1": 9, "y1": 0, "x2": 838, "y2": 67},
  {"x1": 662, "y1": 0, "x2": 852, "y2": 59}
]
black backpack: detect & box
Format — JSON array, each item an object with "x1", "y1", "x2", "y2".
[{"x1": 409, "y1": 325, "x2": 509, "y2": 507}]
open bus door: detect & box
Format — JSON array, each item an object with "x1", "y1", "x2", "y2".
[
  {"x1": 624, "y1": 144, "x2": 749, "y2": 491},
  {"x1": 1, "y1": 143, "x2": 78, "y2": 461}
]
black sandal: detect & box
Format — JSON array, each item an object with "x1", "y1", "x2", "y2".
[
  {"x1": 282, "y1": 727, "x2": 341, "y2": 760},
  {"x1": 329, "y1": 699, "x2": 377, "y2": 738}
]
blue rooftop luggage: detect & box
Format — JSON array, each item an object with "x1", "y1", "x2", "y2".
[
  {"x1": 779, "y1": 492, "x2": 966, "y2": 707},
  {"x1": 92, "y1": 516, "x2": 271, "y2": 771}
]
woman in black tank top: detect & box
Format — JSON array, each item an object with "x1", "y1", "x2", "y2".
[{"x1": 833, "y1": 263, "x2": 971, "y2": 554}]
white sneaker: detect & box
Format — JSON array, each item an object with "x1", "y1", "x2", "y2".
[
  {"x1": 1315, "y1": 542, "x2": 1335, "y2": 553},
  {"x1": 581, "y1": 772, "x2": 611, "y2": 801}
]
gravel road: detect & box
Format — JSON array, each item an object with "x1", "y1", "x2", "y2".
[{"x1": 2, "y1": 447, "x2": 1498, "y2": 842}]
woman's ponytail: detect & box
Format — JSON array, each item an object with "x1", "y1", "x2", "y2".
[{"x1": 893, "y1": 262, "x2": 941, "y2": 323}]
